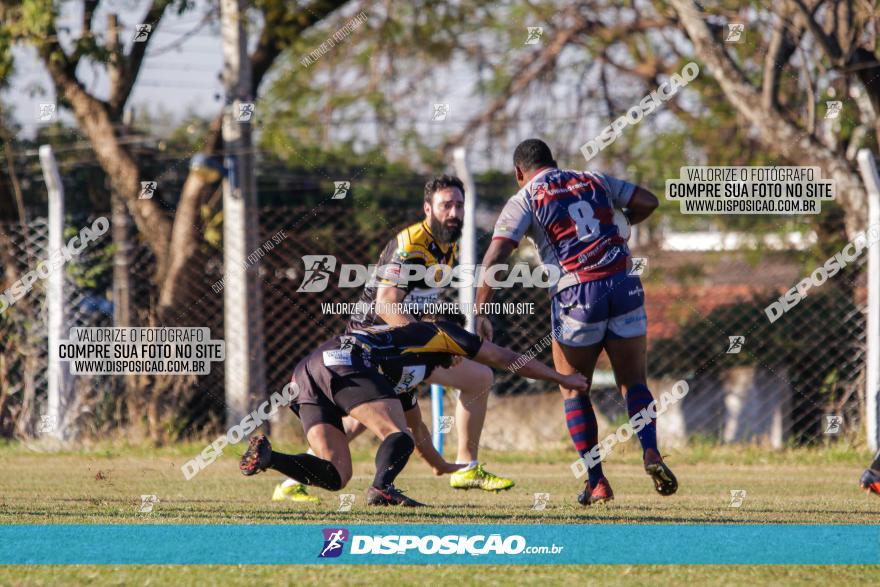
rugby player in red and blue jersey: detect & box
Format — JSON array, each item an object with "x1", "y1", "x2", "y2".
[
  {"x1": 475, "y1": 138, "x2": 676, "y2": 505},
  {"x1": 860, "y1": 451, "x2": 880, "y2": 495}
]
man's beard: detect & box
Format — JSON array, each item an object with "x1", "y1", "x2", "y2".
[{"x1": 429, "y1": 214, "x2": 462, "y2": 244}]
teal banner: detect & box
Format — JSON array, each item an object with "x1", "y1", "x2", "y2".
[{"x1": 1, "y1": 524, "x2": 876, "y2": 565}]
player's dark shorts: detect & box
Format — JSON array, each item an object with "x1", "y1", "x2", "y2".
[
  {"x1": 551, "y1": 271, "x2": 647, "y2": 347},
  {"x1": 290, "y1": 339, "x2": 416, "y2": 433}
]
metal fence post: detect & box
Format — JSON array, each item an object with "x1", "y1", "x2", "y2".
[
  {"x1": 453, "y1": 146, "x2": 477, "y2": 333},
  {"x1": 857, "y1": 149, "x2": 880, "y2": 451},
  {"x1": 221, "y1": 0, "x2": 266, "y2": 427},
  {"x1": 39, "y1": 145, "x2": 73, "y2": 441},
  {"x1": 429, "y1": 147, "x2": 479, "y2": 455}
]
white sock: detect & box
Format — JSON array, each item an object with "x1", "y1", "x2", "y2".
[
  {"x1": 281, "y1": 448, "x2": 317, "y2": 487},
  {"x1": 457, "y1": 460, "x2": 478, "y2": 471}
]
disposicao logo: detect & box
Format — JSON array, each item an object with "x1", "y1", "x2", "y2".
[{"x1": 319, "y1": 528, "x2": 349, "y2": 558}]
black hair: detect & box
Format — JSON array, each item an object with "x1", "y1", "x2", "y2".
[
  {"x1": 424, "y1": 174, "x2": 465, "y2": 204},
  {"x1": 513, "y1": 138, "x2": 557, "y2": 171}
]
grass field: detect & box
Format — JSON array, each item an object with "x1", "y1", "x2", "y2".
[
  {"x1": 4, "y1": 564, "x2": 880, "y2": 586},
  {"x1": 1, "y1": 441, "x2": 878, "y2": 585}
]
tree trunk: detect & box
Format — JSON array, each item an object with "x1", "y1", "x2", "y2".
[{"x1": 670, "y1": 0, "x2": 868, "y2": 239}]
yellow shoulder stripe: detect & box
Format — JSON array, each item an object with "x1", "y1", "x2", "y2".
[
  {"x1": 401, "y1": 330, "x2": 467, "y2": 356},
  {"x1": 396, "y1": 222, "x2": 432, "y2": 260}
]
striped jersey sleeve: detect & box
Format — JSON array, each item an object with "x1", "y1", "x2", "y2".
[
  {"x1": 492, "y1": 191, "x2": 532, "y2": 244},
  {"x1": 592, "y1": 172, "x2": 637, "y2": 209}
]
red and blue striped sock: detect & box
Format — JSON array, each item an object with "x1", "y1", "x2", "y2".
[
  {"x1": 564, "y1": 396, "x2": 603, "y2": 487},
  {"x1": 871, "y1": 449, "x2": 880, "y2": 471},
  {"x1": 626, "y1": 383, "x2": 658, "y2": 455}
]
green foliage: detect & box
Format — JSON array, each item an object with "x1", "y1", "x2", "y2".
[
  {"x1": 13, "y1": 0, "x2": 56, "y2": 39},
  {"x1": 200, "y1": 206, "x2": 222, "y2": 249},
  {"x1": 0, "y1": 23, "x2": 13, "y2": 88},
  {"x1": 63, "y1": 223, "x2": 114, "y2": 290},
  {"x1": 0, "y1": 0, "x2": 62, "y2": 83},
  {"x1": 259, "y1": 0, "x2": 499, "y2": 156}
]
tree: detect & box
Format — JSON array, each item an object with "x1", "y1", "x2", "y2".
[
  {"x1": 0, "y1": 0, "x2": 351, "y2": 322},
  {"x1": 263, "y1": 0, "x2": 873, "y2": 246},
  {"x1": 669, "y1": 0, "x2": 874, "y2": 240}
]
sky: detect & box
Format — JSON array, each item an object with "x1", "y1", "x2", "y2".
[
  {"x1": 6, "y1": 0, "x2": 225, "y2": 138},
  {"x1": 2, "y1": 0, "x2": 664, "y2": 173},
  {"x1": 3, "y1": 0, "x2": 499, "y2": 167}
]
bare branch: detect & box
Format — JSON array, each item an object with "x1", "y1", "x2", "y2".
[
  {"x1": 791, "y1": 0, "x2": 844, "y2": 62},
  {"x1": 440, "y1": 6, "x2": 597, "y2": 154},
  {"x1": 202, "y1": 0, "x2": 352, "y2": 155},
  {"x1": 158, "y1": 0, "x2": 352, "y2": 311},
  {"x1": 599, "y1": 59, "x2": 616, "y2": 119},
  {"x1": 82, "y1": 0, "x2": 98, "y2": 39},
  {"x1": 108, "y1": 0, "x2": 174, "y2": 117},
  {"x1": 669, "y1": 0, "x2": 866, "y2": 235},
  {"x1": 799, "y1": 47, "x2": 817, "y2": 135},
  {"x1": 762, "y1": 16, "x2": 787, "y2": 111},
  {"x1": 0, "y1": 116, "x2": 32, "y2": 266},
  {"x1": 763, "y1": 8, "x2": 805, "y2": 112},
  {"x1": 37, "y1": 21, "x2": 174, "y2": 280}
]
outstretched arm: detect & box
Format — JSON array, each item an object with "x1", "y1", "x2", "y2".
[
  {"x1": 474, "y1": 238, "x2": 518, "y2": 340},
  {"x1": 404, "y1": 404, "x2": 464, "y2": 476},
  {"x1": 473, "y1": 339, "x2": 588, "y2": 391}
]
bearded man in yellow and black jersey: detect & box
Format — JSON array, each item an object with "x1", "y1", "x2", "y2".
[
  {"x1": 347, "y1": 212, "x2": 459, "y2": 331},
  {"x1": 272, "y1": 175, "x2": 515, "y2": 504}
]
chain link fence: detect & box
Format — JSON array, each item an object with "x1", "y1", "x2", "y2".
[{"x1": 0, "y1": 201, "x2": 868, "y2": 446}]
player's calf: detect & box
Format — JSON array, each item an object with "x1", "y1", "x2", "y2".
[
  {"x1": 271, "y1": 451, "x2": 345, "y2": 491},
  {"x1": 366, "y1": 431, "x2": 425, "y2": 507},
  {"x1": 372, "y1": 430, "x2": 415, "y2": 490},
  {"x1": 624, "y1": 383, "x2": 678, "y2": 496},
  {"x1": 564, "y1": 395, "x2": 608, "y2": 498},
  {"x1": 624, "y1": 383, "x2": 659, "y2": 461},
  {"x1": 240, "y1": 434, "x2": 345, "y2": 491}
]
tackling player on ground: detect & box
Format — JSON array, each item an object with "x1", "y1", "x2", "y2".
[
  {"x1": 274, "y1": 175, "x2": 514, "y2": 503},
  {"x1": 241, "y1": 318, "x2": 588, "y2": 506},
  {"x1": 475, "y1": 138, "x2": 676, "y2": 505}
]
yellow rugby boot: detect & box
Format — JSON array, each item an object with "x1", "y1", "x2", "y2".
[
  {"x1": 272, "y1": 482, "x2": 321, "y2": 503},
  {"x1": 449, "y1": 464, "x2": 515, "y2": 492}
]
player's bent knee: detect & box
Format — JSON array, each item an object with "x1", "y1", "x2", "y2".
[
  {"x1": 475, "y1": 363, "x2": 494, "y2": 391},
  {"x1": 458, "y1": 363, "x2": 493, "y2": 396},
  {"x1": 559, "y1": 384, "x2": 591, "y2": 400},
  {"x1": 336, "y1": 468, "x2": 352, "y2": 490},
  {"x1": 400, "y1": 429, "x2": 416, "y2": 447},
  {"x1": 328, "y1": 455, "x2": 353, "y2": 489}
]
